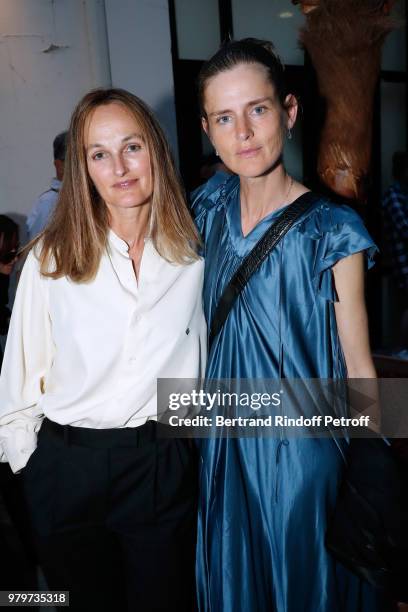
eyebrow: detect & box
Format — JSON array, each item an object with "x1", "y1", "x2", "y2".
[
  {"x1": 209, "y1": 97, "x2": 274, "y2": 118},
  {"x1": 86, "y1": 132, "x2": 143, "y2": 151}
]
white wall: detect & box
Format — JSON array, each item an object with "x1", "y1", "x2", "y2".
[
  {"x1": 104, "y1": 0, "x2": 179, "y2": 161},
  {"x1": 0, "y1": 0, "x2": 111, "y2": 224},
  {"x1": 0, "y1": 0, "x2": 179, "y2": 225}
]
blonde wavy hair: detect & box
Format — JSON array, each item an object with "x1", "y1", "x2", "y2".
[{"x1": 32, "y1": 88, "x2": 200, "y2": 282}]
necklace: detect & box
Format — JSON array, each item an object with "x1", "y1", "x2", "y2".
[
  {"x1": 240, "y1": 175, "x2": 295, "y2": 236},
  {"x1": 284, "y1": 175, "x2": 294, "y2": 203}
]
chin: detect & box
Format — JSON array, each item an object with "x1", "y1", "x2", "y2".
[
  {"x1": 235, "y1": 166, "x2": 271, "y2": 179},
  {"x1": 111, "y1": 193, "x2": 144, "y2": 206},
  {"x1": 240, "y1": 159, "x2": 282, "y2": 178},
  {"x1": 231, "y1": 157, "x2": 265, "y2": 176},
  {"x1": 115, "y1": 198, "x2": 151, "y2": 210}
]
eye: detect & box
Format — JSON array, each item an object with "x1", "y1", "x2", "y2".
[
  {"x1": 92, "y1": 151, "x2": 107, "y2": 161},
  {"x1": 126, "y1": 143, "x2": 142, "y2": 152},
  {"x1": 252, "y1": 105, "x2": 267, "y2": 115},
  {"x1": 216, "y1": 115, "x2": 232, "y2": 125}
]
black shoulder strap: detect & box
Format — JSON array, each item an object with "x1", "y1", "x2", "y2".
[{"x1": 209, "y1": 191, "x2": 317, "y2": 349}]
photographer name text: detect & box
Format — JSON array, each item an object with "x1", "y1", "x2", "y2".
[{"x1": 167, "y1": 415, "x2": 371, "y2": 428}]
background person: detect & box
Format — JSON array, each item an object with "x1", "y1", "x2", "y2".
[
  {"x1": 26, "y1": 131, "x2": 67, "y2": 240},
  {"x1": 198, "y1": 152, "x2": 231, "y2": 183},
  {"x1": 0, "y1": 215, "x2": 19, "y2": 364},
  {"x1": 0, "y1": 88, "x2": 206, "y2": 612},
  {"x1": 0, "y1": 215, "x2": 37, "y2": 598},
  {"x1": 382, "y1": 151, "x2": 408, "y2": 349}
]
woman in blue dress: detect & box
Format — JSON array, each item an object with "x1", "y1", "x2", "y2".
[{"x1": 192, "y1": 39, "x2": 386, "y2": 612}]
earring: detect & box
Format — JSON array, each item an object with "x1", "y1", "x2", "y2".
[
  {"x1": 215, "y1": 149, "x2": 219, "y2": 156},
  {"x1": 287, "y1": 128, "x2": 293, "y2": 140}
]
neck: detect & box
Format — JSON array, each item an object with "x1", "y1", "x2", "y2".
[
  {"x1": 108, "y1": 202, "x2": 150, "y2": 249},
  {"x1": 240, "y1": 164, "x2": 292, "y2": 221}
]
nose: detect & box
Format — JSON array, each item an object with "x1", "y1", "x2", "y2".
[
  {"x1": 112, "y1": 153, "x2": 128, "y2": 177},
  {"x1": 235, "y1": 115, "x2": 253, "y2": 141}
]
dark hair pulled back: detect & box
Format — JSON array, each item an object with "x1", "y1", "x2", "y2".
[
  {"x1": 197, "y1": 38, "x2": 287, "y2": 118},
  {"x1": 53, "y1": 131, "x2": 68, "y2": 162}
]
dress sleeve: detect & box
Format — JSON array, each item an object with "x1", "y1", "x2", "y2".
[
  {"x1": 0, "y1": 250, "x2": 53, "y2": 473},
  {"x1": 298, "y1": 202, "x2": 378, "y2": 301},
  {"x1": 190, "y1": 172, "x2": 233, "y2": 241}
]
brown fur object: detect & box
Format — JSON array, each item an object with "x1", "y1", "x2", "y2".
[
  {"x1": 292, "y1": 0, "x2": 320, "y2": 14},
  {"x1": 292, "y1": 0, "x2": 395, "y2": 201}
]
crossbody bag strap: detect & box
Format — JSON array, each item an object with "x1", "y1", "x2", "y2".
[{"x1": 208, "y1": 191, "x2": 318, "y2": 349}]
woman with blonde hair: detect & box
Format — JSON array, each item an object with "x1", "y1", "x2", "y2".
[{"x1": 0, "y1": 88, "x2": 206, "y2": 611}]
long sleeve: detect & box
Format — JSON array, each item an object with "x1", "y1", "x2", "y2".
[{"x1": 0, "y1": 249, "x2": 54, "y2": 472}]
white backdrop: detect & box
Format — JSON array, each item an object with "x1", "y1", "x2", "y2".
[
  {"x1": 0, "y1": 0, "x2": 178, "y2": 229},
  {"x1": 0, "y1": 0, "x2": 111, "y2": 224}
]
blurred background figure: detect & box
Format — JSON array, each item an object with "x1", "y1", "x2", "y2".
[
  {"x1": 26, "y1": 131, "x2": 67, "y2": 240},
  {"x1": 382, "y1": 151, "x2": 408, "y2": 349},
  {"x1": 0, "y1": 215, "x2": 19, "y2": 366},
  {"x1": 0, "y1": 215, "x2": 37, "y2": 601},
  {"x1": 198, "y1": 152, "x2": 231, "y2": 183}
]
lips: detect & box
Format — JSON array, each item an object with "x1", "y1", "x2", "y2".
[
  {"x1": 113, "y1": 178, "x2": 138, "y2": 189},
  {"x1": 236, "y1": 147, "x2": 261, "y2": 158}
]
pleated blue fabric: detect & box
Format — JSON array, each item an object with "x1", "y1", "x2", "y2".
[{"x1": 191, "y1": 173, "x2": 385, "y2": 612}]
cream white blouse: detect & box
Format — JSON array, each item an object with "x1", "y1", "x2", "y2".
[{"x1": 0, "y1": 231, "x2": 206, "y2": 472}]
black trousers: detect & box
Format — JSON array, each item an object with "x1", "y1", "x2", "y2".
[
  {"x1": 0, "y1": 463, "x2": 38, "y2": 600},
  {"x1": 22, "y1": 418, "x2": 198, "y2": 612}
]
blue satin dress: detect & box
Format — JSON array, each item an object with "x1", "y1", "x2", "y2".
[{"x1": 192, "y1": 173, "x2": 384, "y2": 612}]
